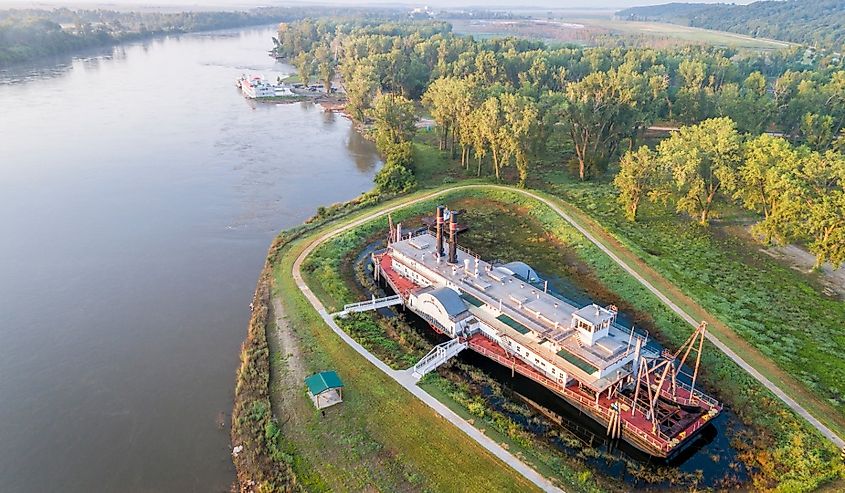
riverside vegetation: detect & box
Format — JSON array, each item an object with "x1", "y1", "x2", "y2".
[{"x1": 233, "y1": 16, "x2": 845, "y2": 492}]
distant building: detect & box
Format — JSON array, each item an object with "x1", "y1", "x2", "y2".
[{"x1": 305, "y1": 371, "x2": 344, "y2": 410}]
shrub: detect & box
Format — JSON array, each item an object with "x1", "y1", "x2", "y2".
[{"x1": 374, "y1": 161, "x2": 416, "y2": 194}]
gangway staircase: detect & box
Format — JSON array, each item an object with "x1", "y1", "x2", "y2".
[
  {"x1": 334, "y1": 295, "x2": 403, "y2": 318},
  {"x1": 411, "y1": 339, "x2": 468, "y2": 379}
]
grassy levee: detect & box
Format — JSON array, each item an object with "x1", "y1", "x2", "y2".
[
  {"x1": 298, "y1": 184, "x2": 844, "y2": 491},
  {"x1": 231, "y1": 238, "x2": 298, "y2": 492},
  {"x1": 266, "y1": 193, "x2": 547, "y2": 493}
]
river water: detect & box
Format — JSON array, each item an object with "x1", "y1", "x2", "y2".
[{"x1": 0, "y1": 27, "x2": 380, "y2": 492}]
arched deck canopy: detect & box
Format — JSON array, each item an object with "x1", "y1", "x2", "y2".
[
  {"x1": 426, "y1": 287, "x2": 469, "y2": 319},
  {"x1": 499, "y1": 261, "x2": 541, "y2": 283}
]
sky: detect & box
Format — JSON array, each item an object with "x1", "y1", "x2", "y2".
[{"x1": 0, "y1": 0, "x2": 758, "y2": 10}]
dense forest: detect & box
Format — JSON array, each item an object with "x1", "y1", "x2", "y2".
[
  {"x1": 617, "y1": 0, "x2": 845, "y2": 51},
  {"x1": 274, "y1": 18, "x2": 845, "y2": 269},
  {"x1": 0, "y1": 6, "x2": 405, "y2": 66}
]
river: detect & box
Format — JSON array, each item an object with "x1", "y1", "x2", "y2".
[{"x1": 0, "y1": 27, "x2": 380, "y2": 492}]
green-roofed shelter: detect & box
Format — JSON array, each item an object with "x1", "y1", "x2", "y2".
[{"x1": 305, "y1": 371, "x2": 344, "y2": 410}]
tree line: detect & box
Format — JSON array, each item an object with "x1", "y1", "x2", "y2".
[
  {"x1": 0, "y1": 6, "x2": 407, "y2": 66},
  {"x1": 617, "y1": 0, "x2": 845, "y2": 52},
  {"x1": 276, "y1": 18, "x2": 844, "y2": 267},
  {"x1": 615, "y1": 118, "x2": 844, "y2": 268}
]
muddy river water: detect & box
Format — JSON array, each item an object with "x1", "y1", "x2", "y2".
[{"x1": 0, "y1": 27, "x2": 380, "y2": 492}]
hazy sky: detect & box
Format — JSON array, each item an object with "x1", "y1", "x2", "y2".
[{"x1": 0, "y1": 0, "x2": 757, "y2": 10}]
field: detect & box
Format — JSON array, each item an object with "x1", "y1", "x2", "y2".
[{"x1": 449, "y1": 17, "x2": 793, "y2": 50}]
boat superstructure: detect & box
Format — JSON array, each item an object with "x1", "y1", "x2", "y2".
[
  {"x1": 236, "y1": 74, "x2": 294, "y2": 99},
  {"x1": 372, "y1": 206, "x2": 721, "y2": 458}
]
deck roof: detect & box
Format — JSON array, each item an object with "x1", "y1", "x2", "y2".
[{"x1": 391, "y1": 233, "x2": 646, "y2": 388}]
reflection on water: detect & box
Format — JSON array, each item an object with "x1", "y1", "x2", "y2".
[
  {"x1": 348, "y1": 124, "x2": 380, "y2": 173},
  {"x1": 0, "y1": 26, "x2": 380, "y2": 493}
]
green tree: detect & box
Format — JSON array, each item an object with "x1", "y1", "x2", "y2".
[
  {"x1": 614, "y1": 146, "x2": 668, "y2": 221},
  {"x1": 367, "y1": 93, "x2": 417, "y2": 152},
  {"x1": 374, "y1": 161, "x2": 416, "y2": 194},
  {"x1": 314, "y1": 44, "x2": 334, "y2": 93},
  {"x1": 293, "y1": 51, "x2": 312, "y2": 86},
  {"x1": 736, "y1": 134, "x2": 797, "y2": 221},
  {"x1": 499, "y1": 93, "x2": 539, "y2": 186},
  {"x1": 717, "y1": 72, "x2": 773, "y2": 134},
  {"x1": 345, "y1": 63, "x2": 378, "y2": 122},
  {"x1": 552, "y1": 68, "x2": 650, "y2": 181},
  {"x1": 675, "y1": 59, "x2": 713, "y2": 124},
  {"x1": 799, "y1": 151, "x2": 845, "y2": 267},
  {"x1": 476, "y1": 96, "x2": 511, "y2": 181},
  {"x1": 657, "y1": 117, "x2": 742, "y2": 224}
]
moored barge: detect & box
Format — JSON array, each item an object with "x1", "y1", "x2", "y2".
[{"x1": 372, "y1": 206, "x2": 721, "y2": 458}]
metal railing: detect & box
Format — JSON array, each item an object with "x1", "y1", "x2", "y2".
[{"x1": 412, "y1": 339, "x2": 467, "y2": 377}]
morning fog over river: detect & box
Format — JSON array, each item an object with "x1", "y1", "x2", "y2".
[{"x1": 0, "y1": 26, "x2": 381, "y2": 492}]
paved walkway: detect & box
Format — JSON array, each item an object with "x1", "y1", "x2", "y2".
[{"x1": 290, "y1": 185, "x2": 843, "y2": 491}]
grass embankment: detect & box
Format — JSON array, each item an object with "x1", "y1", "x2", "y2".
[
  {"x1": 268, "y1": 219, "x2": 547, "y2": 492},
  {"x1": 301, "y1": 186, "x2": 844, "y2": 491},
  {"x1": 231, "y1": 236, "x2": 298, "y2": 492}
]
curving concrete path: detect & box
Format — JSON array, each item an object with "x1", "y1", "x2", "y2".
[{"x1": 290, "y1": 185, "x2": 843, "y2": 491}]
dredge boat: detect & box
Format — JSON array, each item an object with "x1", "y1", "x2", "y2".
[{"x1": 370, "y1": 206, "x2": 721, "y2": 458}]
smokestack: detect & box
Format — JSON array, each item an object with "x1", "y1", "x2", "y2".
[
  {"x1": 435, "y1": 206, "x2": 445, "y2": 258},
  {"x1": 448, "y1": 211, "x2": 458, "y2": 264}
]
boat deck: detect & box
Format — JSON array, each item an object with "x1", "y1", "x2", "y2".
[
  {"x1": 389, "y1": 235, "x2": 642, "y2": 390},
  {"x1": 466, "y1": 333, "x2": 717, "y2": 456}
]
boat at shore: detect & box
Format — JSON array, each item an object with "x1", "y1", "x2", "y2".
[
  {"x1": 235, "y1": 74, "x2": 294, "y2": 99},
  {"x1": 371, "y1": 206, "x2": 721, "y2": 458}
]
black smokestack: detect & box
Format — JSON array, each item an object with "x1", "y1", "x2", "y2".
[
  {"x1": 448, "y1": 211, "x2": 458, "y2": 264},
  {"x1": 435, "y1": 206, "x2": 445, "y2": 258}
]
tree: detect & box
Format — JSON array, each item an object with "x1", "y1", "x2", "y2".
[
  {"x1": 344, "y1": 63, "x2": 378, "y2": 122},
  {"x1": 552, "y1": 68, "x2": 650, "y2": 181},
  {"x1": 293, "y1": 51, "x2": 312, "y2": 86},
  {"x1": 657, "y1": 117, "x2": 742, "y2": 224},
  {"x1": 314, "y1": 44, "x2": 334, "y2": 93},
  {"x1": 614, "y1": 146, "x2": 668, "y2": 221},
  {"x1": 675, "y1": 59, "x2": 713, "y2": 124},
  {"x1": 367, "y1": 93, "x2": 416, "y2": 152},
  {"x1": 799, "y1": 151, "x2": 845, "y2": 268},
  {"x1": 422, "y1": 77, "x2": 468, "y2": 152},
  {"x1": 717, "y1": 72, "x2": 773, "y2": 134},
  {"x1": 374, "y1": 161, "x2": 416, "y2": 194},
  {"x1": 476, "y1": 96, "x2": 511, "y2": 181},
  {"x1": 736, "y1": 134, "x2": 798, "y2": 221},
  {"x1": 499, "y1": 93, "x2": 539, "y2": 186}
]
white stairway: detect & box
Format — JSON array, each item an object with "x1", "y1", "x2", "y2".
[
  {"x1": 335, "y1": 295, "x2": 403, "y2": 318},
  {"x1": 411, "y1": 339, "x2": 468, "y2": 379}
]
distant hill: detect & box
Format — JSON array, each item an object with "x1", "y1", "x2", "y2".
[{"x1": 617, "y1": 0, "x2": 845, "y2": 50}]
